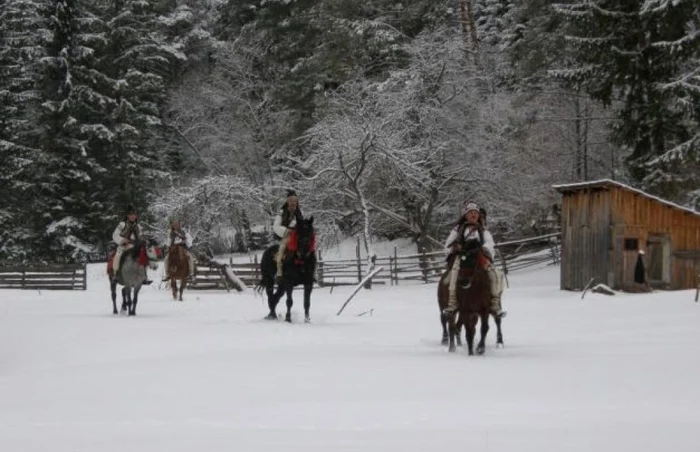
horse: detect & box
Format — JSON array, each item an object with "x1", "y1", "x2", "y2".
[
  {"x1": 255, "y1": 217, "x2": 317, "y2": 323},
  {"x1": 108, "y1": 238, "x2": 161, "y2": 316},
  {"x1": 166, "y1": 244, "x2": 190, "y2": 301},
  {"x1": 438, "y1": 243, "x2": 493, "y2": 355},
  {"x1": 437, "y1": 275, "x2": 504, "y2": 349}
]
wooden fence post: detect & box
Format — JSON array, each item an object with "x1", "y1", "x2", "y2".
[
  {"x1": 393, "y1": 246, "x2": 398, "y2": 285},
  {"x1": 253, "y1": 254, "x2": 258, "y2": 282},
  {"x1": 421, "y1": 248, "x2": 428, "y2": 283},
  {"x1": 356, "y1": 236, "x2": 362, "y2": 283},
  {"x1": 317, "y1": 249, "x2": 324, "y2": 286},
  {"x1": 82, "y1": 263, "x2": 87, "y2": 290}
]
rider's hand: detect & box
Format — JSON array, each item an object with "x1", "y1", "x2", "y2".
[{"x1": 453, "y1": 243, "x2": 462, "y2": 252}]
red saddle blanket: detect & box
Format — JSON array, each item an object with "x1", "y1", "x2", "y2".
[
  {"x1": 286, "y1": 230, "x2": 316, "y2": 253},
  {"x1": 106, "y1": 247, "x2": 150, "y2": 274}
]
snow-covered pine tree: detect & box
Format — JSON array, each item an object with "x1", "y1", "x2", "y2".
[
  {"x1": 475, "y1": 0, "x2": 515, "y2": 46},
  {"x1": 639, "y1": 0, "x2": 700, "y2": 208},
  {"x1": 34, "y1": 0, "x2": 111, "y2": 260},
  {"x1": 98, "y1": 0, "x2": 186, "y2": 213},
  {"x1": 0, "y1": 0, "x2": 48, "y2": 259},
  {"x1": 552, "y1": 0, "x2": 698, "y2": 201}
]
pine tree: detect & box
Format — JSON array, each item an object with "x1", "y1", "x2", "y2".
[
  {"x1": 0, "y1": 0, "x2": 47, "y2": 259},
  {"x1": 99, "y1": 0, "x2": 186, "y2": 213},
  {"x1": 34, "y1": 0, "x2": 108, "y2": 260},
  {"x1": 552, "y1": 0, "x2": 699, "y2": 200}
]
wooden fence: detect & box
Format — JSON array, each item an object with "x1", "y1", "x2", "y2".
[
  {"x1": 0, "y1": 263, "x2": 88, "y2": 290},
  {"x1": 191, "y1": 232, "x2": 561, "y2": 290}
]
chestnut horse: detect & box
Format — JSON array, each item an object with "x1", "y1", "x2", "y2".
[{"x1": 166, "y1": 244, "x2": 191, "y2": 301}]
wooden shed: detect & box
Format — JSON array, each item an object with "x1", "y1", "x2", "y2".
[{"x1": 552, "y1": 179, "x2": 700, "y2": 291}]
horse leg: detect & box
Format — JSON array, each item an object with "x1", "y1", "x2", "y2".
[
  {"x1": 466, "y1": 314, "x2": 478, "y2": 355},
  {"x1": 171, "y1": 279, "x2": 177, "y2": 301},
  {"x1": 303, "y1": 282, "x2": 312, "y2": 323},
  {"x1": 179, "y1": 278, "x2": 185, "y2": 301},
  {"x1": 121, "y1": 287, "x2": 128, "y2": 313},
  {"x1": 476, "y1": 313, "x2": 490, "y2": 355},
  {"x1": 446, "y1": 312, "x2": 458, "y2": 353},
  {"x1": 284, "y1": 286, "x2": 294, "y2": 323},
  {"x1": 265, "y1": 284, "x2": 283, "y2": 320},
  {"x1": 493, "y1": 314, "x2": 504, "y2": 347},
  {"x1": 110, "y1": 279, "x2": 118, "y2": 314},
  {"x1": 129, "y1": 286, "x2": 140, "y2": 316},
  {"x1": 440, "y1": 312, "x2": 448, "y2": 345},
  {"x1": 456, "y1": 314, "x2": 463, "y2": 347}
]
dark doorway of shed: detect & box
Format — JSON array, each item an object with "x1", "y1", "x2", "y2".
[{"x1": 647, "y1": 235, "x2": 671, "y2": 287}]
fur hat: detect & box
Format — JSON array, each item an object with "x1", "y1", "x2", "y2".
[
  {"x1": 461, "y1": 201, "x2": 479, "y2": 216},
  {"x1": 125, "y1": 205, "x2": 137, "y2": 216},
  {"x1": 286, "y1": 189, "x2": 298, "y2": 200}
]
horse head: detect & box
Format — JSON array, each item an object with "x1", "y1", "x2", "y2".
[
  {"x1": 294, "y1": 216, "x2": 316, "y2": 258},
  {"x1": 458, "y1": 240, "x2": 484, "y2": 282},
  {"x1": 142, "y1": 237, "x2": 163, "y2": 270}
]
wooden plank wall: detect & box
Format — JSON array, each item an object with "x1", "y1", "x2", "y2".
[
  {"x1": 560, "y1": 188, "x2": 611, "y2": 290},
  {"x1": 610, "y1": 188, "x2": 700, "y2": 290}
]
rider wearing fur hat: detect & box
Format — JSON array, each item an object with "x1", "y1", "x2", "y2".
[
  {"x1": 443, "y1": 201, "x2": 506, "y2": 318},
  {"x1": 272, "y1": 189, "x2": 304, "y2": 282},
  {"x1": 111, "y1": 205, "x2": 152, "y2": 284}
]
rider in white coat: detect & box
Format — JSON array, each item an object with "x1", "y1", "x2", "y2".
[{"x1": 112, "y1": 206, "x2": 152, "y2": 284}]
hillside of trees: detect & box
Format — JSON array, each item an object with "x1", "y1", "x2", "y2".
[{"x1": 1, "y1": 0, "x2": 698, "y2": 261}]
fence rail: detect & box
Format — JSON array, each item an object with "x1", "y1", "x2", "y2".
[
  {"x1": 189, "y1": 232, "x2": 561, "y2": 290},
  {"x1": 0, "y1": 263, "x2": 87, "y2": 290}
]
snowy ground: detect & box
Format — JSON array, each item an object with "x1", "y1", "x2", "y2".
[{"x1": 1, "y1": 261, "x2": 699, "y2": 451}]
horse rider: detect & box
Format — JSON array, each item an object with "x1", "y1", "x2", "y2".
[
  {"x1": 442, "y1": 201, "x2": 506, "y2": 319},
  {"x1": 273, "y1": 189, "x2": 304, "y2": 282},
  {"x1": 162, "y1": 219, "x2": 195, "y2": 282},
  {"x1": 112, "y1": 205, "x2": 152, "y2": 284}
]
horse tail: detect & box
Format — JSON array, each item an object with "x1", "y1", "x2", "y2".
[
  {"x1": 255, "y1": 271, "x2": 274, "y2": 295},
  {"x1": 255, "y1": 245, "x2": 278, "y2": 295}
]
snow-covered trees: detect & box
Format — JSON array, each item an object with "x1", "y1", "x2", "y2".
[{"x1": 552, "y1": 0, "x2": 700, "y2": 203}]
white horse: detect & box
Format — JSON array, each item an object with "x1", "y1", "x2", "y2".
[{"x1": 109, "y1": 238, "x2": 161, "y2": 316}]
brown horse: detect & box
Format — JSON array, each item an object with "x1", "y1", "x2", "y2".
[
  {"x1": 438, "y1": 248, "x2": 495, "y2": 355},
  {"x1": 437, "y1": 273, "x2": 504, "y2": 349},
  {"x1": 166, "y1": 244, "x2": 190, "y2": 301}
]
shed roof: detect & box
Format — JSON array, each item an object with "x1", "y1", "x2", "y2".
[{"x1": 552, "y1": 179, "x2": 700, "y2": 217}]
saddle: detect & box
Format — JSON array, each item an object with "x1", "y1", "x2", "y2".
[{"x1": 106, "y1": 244, "x2": 150, "y2": 277}]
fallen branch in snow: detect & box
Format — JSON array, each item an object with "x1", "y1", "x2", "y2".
[
  {"x1": 581, "y1": 278, "x2": 596, "y2": 299},
  {"x1": 336, "y1": 266, "x2": 384, "y2": 316},
  {"x1": 223, "y1": 265, "x2": 247, "y2": 292},
  {"x1": 592, "y1": 284, "x2": 615, "y2": 296}
]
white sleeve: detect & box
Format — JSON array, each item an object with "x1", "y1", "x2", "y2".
[
  {"x1": 112, "y1": 222, "x2": 124, "y2": 244},
  {"x1": 481, "y1": 229, "x2": 496, "y2": 259},
  {"x1": 273, "y1": 214, "x2": 287, "y2": 238},
  {"x1": 444, "y1": 228, "x2": 458, "y2": 255},
  {"x1": 185, "y1": 231, "x2": 193, "y2": 248}
]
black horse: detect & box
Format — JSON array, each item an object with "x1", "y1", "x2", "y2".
[{"x1": 255, "y1": 217, "x2": 317, "y2": 323}]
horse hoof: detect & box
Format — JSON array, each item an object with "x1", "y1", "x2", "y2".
[
  {"x1": 448, "y1": 344, "x2": 456, "y2": 353},
  {"x1": 284, "y1": 314, "x2": 292, "y2": 323},
  {"x1": 128, "y1": 312, "x2": 136, "y2": 317},
  {"x1": 441, "y1": 338, "x2": 448, "y2": 346},
  {"x1": 496, "y1": 341, "x2": 504, "y2": 348},
  {"x1": 264, "y1": 313, "x2": 278, "y2": 320},
  {"x1": 476, "y1": 346, "x2": 485, "y2": 355},
  {"x1": 304, "y1": 317, "x2": 311, "y2": 323}
]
